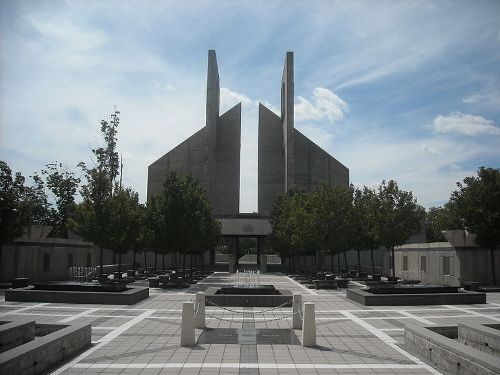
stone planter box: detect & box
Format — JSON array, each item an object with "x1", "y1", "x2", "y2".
[
  {"x1": 347, "y1": 288, "x2": 486, "y2": 306},
  {"x1": 5, "y1": 286, "x2": 149, "y2": 305}
]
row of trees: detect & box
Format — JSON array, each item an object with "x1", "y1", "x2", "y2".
[
  {"x1": 69, "y1": 109, "x2": 220, "y2": 275},
  {"x1": 1, "y1": 108, "x2": 221, "y2": 276},
  {"x1": 270, "y1": 181, "x2": 423, "y2": 277},
  {"x1": 425, "y1": 167, "x2": 500, "y2": 284},
  {"x1": 0, "y1": 161, "x2": 81, "y2": 245}
]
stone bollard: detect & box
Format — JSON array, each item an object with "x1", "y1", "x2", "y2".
[
  {"x1": 260, "y1": 254, "x2": 267, "y2": 273},
  {"x1": 181, "y1": 301, "x2": 195, "y2": 347},
  {"x1": 292, "y1": 294, "x2": 303, "y2": 329},
  {"x1": 302, "y1": 302, "x2": 316, "y2": 347},
  {"x1": 194, "y1": 292, "x2": 205, "y2": 329},
  {"x1": 228, "y1": 254, "x2": 235, "y2": 273}
]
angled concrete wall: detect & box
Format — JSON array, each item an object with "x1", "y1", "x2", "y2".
[
  {"x1": 147, "y1": 50, "x2": 240, "y2": 216},
  {"x1": 282, "y1": 52, "x2": 294, "y2": 192},
  {"x1": 258, "y1": 52, "x2": 349, "y2": 215},
  {"x1": 258, "y1": 104, "x2": 285, "y2": 215},
  {"x1": 147, "y1": 128, "x2": 208, "y2": 198},
  {"x1": 294, "y1": 130, "x2": 349, "y2": 190},
  {"x1": 213, "y1": 104, "x2": 241, "y2": 215}
]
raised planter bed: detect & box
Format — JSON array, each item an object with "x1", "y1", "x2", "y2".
[
  {"x1": 347, "y1": 288, "x2": 486, "y2": 306},
  {"x1": 5, "y1": 285, "x2": 149, "y2": 305},
  {"x1": 205, "y1": 286, "x2": 292, "y2": 307},
  {"x1": 404, "y1": 324, "x2": 500, "y2": 374},
  {"x1": 0, "y1": 321, "x2": 91, "y2": 374},
  {"x1": 33, "y1": 282, "x2": 127, "y2": 293}
]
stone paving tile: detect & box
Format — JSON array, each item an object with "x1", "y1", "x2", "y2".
[{"x1": 1, "y1": 273, "x2": 500, "y2": 375}]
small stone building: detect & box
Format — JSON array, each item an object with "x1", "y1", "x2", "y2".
[{"x1": 391, "y1": 230, "x2": 500, "y2": 286}]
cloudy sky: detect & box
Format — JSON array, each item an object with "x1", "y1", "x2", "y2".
[{"x1": 1, "y1": 0, "x2": 499, "y2": 212}]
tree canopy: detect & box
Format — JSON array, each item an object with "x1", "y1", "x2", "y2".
[
  {"x1": 270, "y1": 180, "x2": 422, "y2": 276},
  {"x1": 451, "y1": 166, "x2": 500, "y2": 284},
  {"x1": 147, "y1": 171, "x2": 221, "y2": 274}
]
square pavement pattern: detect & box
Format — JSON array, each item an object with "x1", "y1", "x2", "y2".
[{"x1": 1, "y1": 273, "x2": 500, "y2": 375}]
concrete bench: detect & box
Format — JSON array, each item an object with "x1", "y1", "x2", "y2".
[
  {"x1": 405, "y1": 324, "x2": 500, "y2": 374},
  {"x1": 335, "y1": 278, "x2": 349, "y2": 288},
  {"x1": 312, "y1": 280, "x2": 337, "y2": 289},
  {"x1": 148, "y1": 277, "x2": 160, "y2": 287},
  {"x1": 462, "y1": 281, "x2": 481, "y2": 291},
  {"x1": 0, "y1": 322, "x2": 91, "y2": 374},
  {"x1": 11, "y1": 278, "x2": 30, "y2": 289},
  {"x1": 458, "y1": 322, "x2": 500, "y2": 357},
  {"x1": 0, "y1": 320, "x2": 35, "y2": 353}
]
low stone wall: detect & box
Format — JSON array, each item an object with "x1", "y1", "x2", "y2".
[
  {"x1": 404, "y1": 324, "x2": 500, "y2": 375},
  {"x1": 0, "y1": 321, "x2": 91, "y2": 374},
  {"x1": 458, "y1": 322, "x2": 500, "y2": 357},
  {"x1": 0, "y1": 320, "x2": 35, "y2": 353},
  {"x1": 205, "y1": 287, "x2": 293, "y2": 307},
  {"x1": 5, "y1": 286, "x2": 149, "y2": 305},
  {"x1": 347, "y1": 288, "x2": 486, "y2": 306}
]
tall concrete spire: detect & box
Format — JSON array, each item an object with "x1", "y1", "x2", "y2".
[
  {"x1": 282, "y1": 51, "x2": 294, "y2": 192},
  {"x1": 206, "y1": 49, "x2": 220, "y2": 201}
]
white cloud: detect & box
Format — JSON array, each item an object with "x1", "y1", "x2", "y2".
[
  {"x1": 295, "y1": 88, "x2": 348, "y2": 123},
  {"x1": 420, "y1": 143, "x2": 441, "y2": 156},
  {"x1": 462, "y1": 92, "x2": 500, "y2": 109},
  {"x1": 433, "y1": 112, "x2": 500, "y2": 136},
  {"x1": 220, "y1": 87, "x2": 255, "y2": 113},
  {"x1": 335, "y1": 135, "x2": 492, "y2": 208},
  {"x1": 296, "y1": 125, "x2": 334, "y2": 150},
  {"x1": 462, "y1": 95, "x2": 481, "y2": 104}
]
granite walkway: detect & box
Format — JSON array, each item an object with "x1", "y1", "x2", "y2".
[{"x1": 1, "y1": 273, "x2": 499, "y2": 375}]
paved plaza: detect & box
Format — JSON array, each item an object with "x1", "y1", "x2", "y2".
[{"x1": 1, "y1": 273, "x2": 500, "y2": 375}]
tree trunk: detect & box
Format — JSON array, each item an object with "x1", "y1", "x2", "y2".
[
  {"x1": 154, "y1": 250, "x2": 158, "y2": 271},
  {"x1": 331, "y1": 252, "x2": 334, "y2": 273},
  {"x1": 391, "y1": 247, "x2": 395, "y2": 278},
  {"x1": 133, "y1": 250, "x2": 136, "y2": 271},
  {"x1": 357, "y1": 249, "x2": 361, "y2": 273},
  {"x1": 162, "y1": 253, "x2": 165, "y2": 272},
  {"x1": 370, "y1": 248, "x2": 375, "y2": 275},
  {"x1": 343, "y1": 250, "x2": 348, "y2": 273},
  {"x1": 182, "y1": 253, "x2": 186, "y2": 278},
  {"x1": 118, "y1": 253, "x2": 122, "y2": 272},
  {"x1": 99, "y1": 245, "x2": 103, "y2": 275},
  {"x1": 144, "y1": 251, "x2": 147, "y2": 269},
  {"x1": 491, "y1": 247, "x2": 497, "y2": 286},
  {"x1": 337, "y1": 251, "x2": 341, "y2": 273}
]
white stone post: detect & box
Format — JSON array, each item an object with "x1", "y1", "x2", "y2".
[
  {"x1": 292, "y1": 294, "x2": 303, "y2": 329},
  {"x1": 228, "y1": 254, "x2": 235, "y2": 273},
  {"x1": 194, "y1": 292, "x2": 205, "y2": 329},
  {"x1": 302, "y1": 302, "x2": 316, "y2": 347},
  {"x1": 260, "y1": 253, "x2": 267, "y2": 273},
  {"x1": 181, "y1": 301, "x2": 195, "y2": 347}
]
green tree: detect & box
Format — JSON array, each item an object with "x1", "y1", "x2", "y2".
[
  {"x1": 70, "y1": 108, "x2": 121, "y2": 275},
  {"x1": 270, "y1": 192, "x2": 296, "y2": 271},
  {"x1": 311, "y1": 184, "x2": 354, "y2": 273},
  {"x1": 378, "y1": 180, "x2": 423, "y2": 278},
  {"x1": 150, "y1": 172, "x2": 220, "y2": 277},
  {"x1": 40, "y1": 162, "x2": 80, "y2": 237},
  {"x1": 19, "y1": 172, "x2": 52, "y2": 227},
  {"x1": 71, "y1": 167, "x2": 113, "y2": 275},
  {"x1": 353, "y1": 186, "x2": 381, "y2": 274},
  {"x1": 108, "y1": 187, "x2": 141, "y2": 272},
  {"x1": 271, "y1": 190, "x2": 314, "y2": 271},
  {"x1": 451, "y1": 167, "x2": 500, "y2": 285},
  {"x1": 144, "y1": 194, "x2": 164, "y2": 271},
  {"x1": 0, "y1": 161, "x2": 26, "y2": 245},
  {"x1": 425, "y1": 202, "x2": 463, "y2": 242}
]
